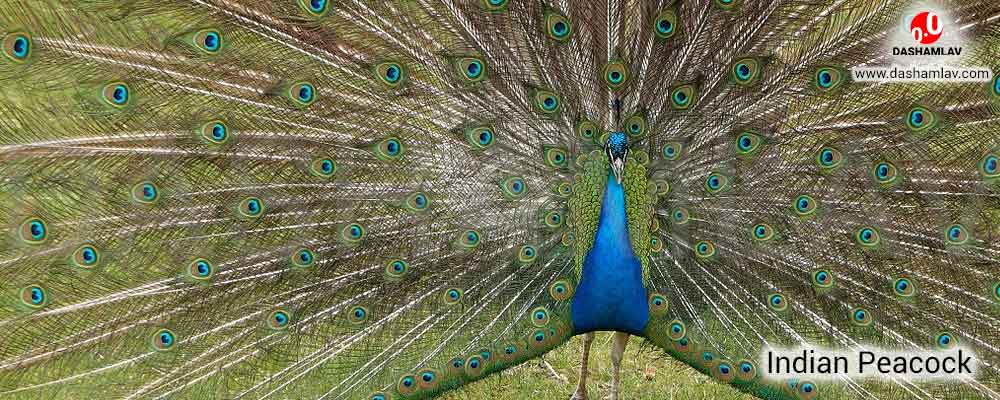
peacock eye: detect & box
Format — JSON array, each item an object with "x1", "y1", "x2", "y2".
[
  {"x1": 518, "y1": 245, "x2": 538, "y2": 263},
  {"x1": 286, "y1": 82, "x2": 316, "y2": 107},
  {"x1": 340, "y1": 223, "x2": 365, "y2": 243},
  {"x1": 193, "y1": 29, "x2": 222, "y2": 54},
  {"x1": 483, "y1": 0, "x2": 508, "y2": 10},
  {"x1": 290, "y1": 247, "x2": 316, "y2": 268},
  {"x1": 19, "y1": 217, "x2": 49, "y2": 244},
  {"x1": 545, "y1": 12, "x2": 572, "y2": 41},
  {"x1": 188, "y1": 258, "x2": 214, "y2": 280},
  {"x1": 130, "y1": 182, "x2": 160, "y2": 204},
  {"x1": 268, "y1": 310, "x2": 291, "y2": 330},
  {"x1": 530, "y1": 306, "x2": 550, "y2": 327},
  {"x1": 541, "y1": 146, "x2": 570, "y2": 169},
  {"x1": 396, "y1": 191, "x2": 430, "y2": 213},
  {"x1": 501, "y1": 176, "x2": 527, "y2": 199},
  {"x1": 653, "y1": 10, "x2": 678, "y2": 39},
  {"x1": 818, "y1": 70, "x2": 832, "y2": 86},
  {"x1": 850, "y1": 307, "x2": 872, "y2": 326},
  {"x1": 751, "y1": 223, "x2": 775, "y2": 241},
  {"x1": 71, "y1": 244, "x2": 101, "y2": 268},
  {"x1": 793, "y1": 194, "x2": 817, "y2": 217},
  {"x1": 375, "y1": 137, "x2": 405, "y2": 160},
  {"x1": 694, "y1": 240, "x2": 716, "y2": 258},
  {"x1": 671, "y1": 207, "x2": 690, "y2": 224},
  {"x1": 306, "y1": 155, "x2": 337, "y2": 178},
  {"x1": 549, "y1": 279, "x2": 574, "y2": 301},
  {"x1": 935, "y1": 332, "x2": 957, "y2": 349},
  {"x1": 150, "y1": 328, "x2": 177, "y2": 351},
  {"x1": 814, "y1": 66, "x2": 845, "y2": 91},
  {"x1": 623, "y1": 114, "x2": 646, "y2": 137},
  {"x1": 704, "y1": 172, "x2": 729, "y2": 194},
  {"x1": 674, "y1": 91, "x2": 687, "y2": 104},
  {"x1": 670, "y1": 85, "x2": 696, "y2": 109},
  {"x1": 648, "y1": 236, "x2": 663, "y2": 251},
  {"x1": 982, "y1": 154, "x2": 1000, "y2": 178},
  {"x1": 348, "y1": 306, "x2": 369, "y2": 324},
  {"x1": 375, "y1": 62, "x2": 407, "y2": 87},
  {"x1": 457, "y1": 229, "x2": 481, "y2": 249},
  {"x1": 212, "y1": 124, "x2": 225, "y2": 139},
  {"x1": 457, "y1": 57, "x2": 487, "y2": 82},
  {"x1": 893, "y1": 278, "x2": 916, "y2": 297},
  {"x1": 855, "y1": 227, "x2": 880, "y2": 248},
  {"x1": 420, "y1": 370, "x2": 435, "y2": 383},
  {"x1": 815, "y1": 146, "x2": 844, "y2": 172},
  {"x1": 576, "y1": 120, "x2": 598, "y2": 142},
  {"x1": 812, "y1": 269, "x2": 834, "y2": 289},
  {"x1": 238, "y1": 197, "x2": 264, "y2": 218},
  {"x1": 443, "y1": 288, "x2": 463, "y2": 305},
  {"x1": 869, "y1": 160, "x2": 900, "y2": 187},
  {"x1": 604, "y1": 60, "x2": 629, "y2": 89},
  {"x1": 3, "y1": 32, "x2": 32, "y2": 62},
  {"x1": 800, "y1": 382, "x2": 816, "y2": 395},
  {"x1": 534, "y1": 90, "x2": 561, "y2": 113},
  {"x1": 299, "y1": 0, "x2": 331, "y2": 17},
  {"x1": 397, "y1": 374, "x2": 417, "y2": 395},
  {"x1": 20, "y1": 285, "x2": 48, "y2": 308},
  {"x1": 101, "y1": 82, "x2": 131, "y2": 108},
  {"x1": 464, "y1": 125, "x2": 495, "y2": 150},
  {"x1": 730, "y1": 57, "x2": 761, "y2": 85},
  {"x1": 906, "y1": 106, "x2": 937, "y2": 133},
  {"x1": 662, "y1": 142, "x2": 683, "y2": 160},
  {"x1": 945, "y1": 224, "x2": 970, "y2": 245},
  {"x1": 768, "y1": 293, "x2": 787, "y2": 311},
  {"x1": 715, "y1": 0, "x2": 740, "y2": 9}
]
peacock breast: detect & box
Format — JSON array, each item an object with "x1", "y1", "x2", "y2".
[{"x1": 570, "y1": 170, "x2": 649, "y2": 335}]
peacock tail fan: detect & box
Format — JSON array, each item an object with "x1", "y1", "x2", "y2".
[{"x1": 0, "y1": 0, "x2": 998, "y2": 399}]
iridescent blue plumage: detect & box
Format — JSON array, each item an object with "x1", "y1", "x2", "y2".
[
  {"x1": 571, "y1": 171, "x2": 649, "y2": 335},
  {"x1": 572, "y1": 132, "x2": 648, "y2": 335}
]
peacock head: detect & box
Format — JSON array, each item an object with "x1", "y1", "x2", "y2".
[{"x1": 605, "y1": 131, "x2": 629, "y2": 184}]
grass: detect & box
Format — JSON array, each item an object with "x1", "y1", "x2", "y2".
[{"x1": 441, "y1": 332, "x2": 754, "y2": 400}]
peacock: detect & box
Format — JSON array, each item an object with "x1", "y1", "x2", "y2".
[{"x1": 2, "y1": 0, "x2": 1000, "y2": 399}]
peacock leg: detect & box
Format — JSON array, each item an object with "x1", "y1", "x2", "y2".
[
  {"x1": 571, "y1": 332, "x2": 596, "y2": 400},
  {"x1": 608, "y1": 331, "x2": 630, "y2": 400}
]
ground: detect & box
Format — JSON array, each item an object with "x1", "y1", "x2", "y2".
[{"x1": 441, "y1": 332, "x2": 754, "y2": 399}]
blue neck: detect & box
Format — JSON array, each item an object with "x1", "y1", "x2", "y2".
[
  {"x1": 570, "y1": 170, "x2": 649, "y2": 335},
  {"x1": 592, "y1": 172, "x2": 634, "y2": 257}
]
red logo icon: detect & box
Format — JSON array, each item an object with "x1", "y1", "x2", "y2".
[{"x1": 910, "y1": 11, "x2": 942, "y2": 45}]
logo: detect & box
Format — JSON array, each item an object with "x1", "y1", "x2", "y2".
[
  {"x1": 910, "y1": 11, "x2": 943, "y2": 44},
  {"x1": 893, "y1": 8, "x2": 961, "y2": 57}
]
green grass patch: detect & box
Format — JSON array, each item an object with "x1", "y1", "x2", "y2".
[{"x1": 441, "y1": 332, "x2": 754, "y2": 399}]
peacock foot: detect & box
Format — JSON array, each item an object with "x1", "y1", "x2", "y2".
[{"x1": 570, "y1": 390, "x2": 588, "y2": 400}]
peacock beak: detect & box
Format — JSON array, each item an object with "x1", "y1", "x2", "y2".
[{"x1": 609, "y1": 148, "x2": 628, "y2": 185}]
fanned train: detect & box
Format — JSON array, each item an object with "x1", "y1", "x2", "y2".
[{"x1": 1, "y1": 0, "x2": 999, "y2": 399}]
